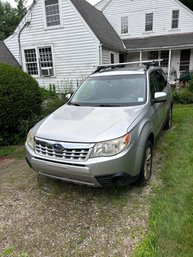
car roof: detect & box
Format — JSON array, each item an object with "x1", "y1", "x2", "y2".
[
  {"x1": 90, "y1": 61, "x2": 163, "y2": 78},
  {"x1": 90, "y1": 70, "x2": 145, "y2": 77}
]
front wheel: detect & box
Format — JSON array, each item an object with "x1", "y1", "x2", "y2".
[{"x1": 135, "y1": 141, "x2": 153, "y2": 186}]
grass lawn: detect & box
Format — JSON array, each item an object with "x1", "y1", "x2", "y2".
[
  {"x1": 133, "y1": 104, "x2": 193, "y2": 257},
  {"x1": 0, "y1": 145, "x2": 24, "y2": 159}
]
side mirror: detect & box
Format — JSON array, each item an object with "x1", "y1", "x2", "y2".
[{"x1": 154, "y1": 92, "x2": 167, "y2": 103}]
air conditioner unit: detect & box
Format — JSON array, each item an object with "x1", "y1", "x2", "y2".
[{"x1": 41, "y1": 67, "x2": 53, "y2": 77}]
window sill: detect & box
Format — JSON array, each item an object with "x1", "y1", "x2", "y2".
[
  {"x1": 143, "y1": 31, "x2": 155, "y2": 35},
  {"x1": 169, "y1": 28, "x2": 180, "y2": 32},
  {"x1": 44, "y1": 25, "x2": 64, "y2": 31}
]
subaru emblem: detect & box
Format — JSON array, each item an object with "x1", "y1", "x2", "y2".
[{"x1": 53, "y1": 144, "x2": 65, "y2": 152}]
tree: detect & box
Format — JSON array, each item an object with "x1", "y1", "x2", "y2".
[{"x1": 0, "y1": 0, "x2": 26, "y2": 40}]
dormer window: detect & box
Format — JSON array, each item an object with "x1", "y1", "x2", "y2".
[
  {"x1": 121, "y1": 16, "x2": 128, "y2": 34},
  {"x1": 145, "y1": 13, "x2": 153, "y2": 31},
  {"x1": 45, "y1": 0, "x2": 60, "y2": 27},
  {"x1": 171, "y1": 10, "x2": 179, "y2": 29}
]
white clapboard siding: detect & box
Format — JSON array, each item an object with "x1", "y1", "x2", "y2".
[
  {"x1": 5, "y1": 0, "x2": 100, "y2": 89},
  {"x1": 103, "y1": 0, "x2": 193, "y2": 38},
  {"x1": 102, "y1": 48, "x2": 119, "y2": 64}
]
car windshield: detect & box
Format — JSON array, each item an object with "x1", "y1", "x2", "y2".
[{"x1": 69, "y1": 74, "x2": 146, "y2": 107}]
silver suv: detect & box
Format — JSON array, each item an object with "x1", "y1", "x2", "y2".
[{"x1": 25, "y1": 61, "x2": 172, "y2": 187}]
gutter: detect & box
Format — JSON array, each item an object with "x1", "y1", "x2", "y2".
[
  {"x1": 18, "y1": 21, "x2": 30, "y2": 69},
  {"x1": 125, "y1": 44, "x2": 193, "y2": 52}
]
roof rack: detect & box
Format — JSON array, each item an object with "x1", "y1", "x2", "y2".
[{"x1": 93, "y1": 59, "x2": 163, "y2": 73}]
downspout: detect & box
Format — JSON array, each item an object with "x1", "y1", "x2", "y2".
[
  {"x1": 18, "y1": 21, "x2": 30, "y2": 69},
  {"x1": 99, "y1": 43, "x2": 103, "y2": 65}
]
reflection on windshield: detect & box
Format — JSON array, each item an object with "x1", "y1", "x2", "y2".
[{"x1": 69, "y1": 75, "x2": 146, "y2": 107}]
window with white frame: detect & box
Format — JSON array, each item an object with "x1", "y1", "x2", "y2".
[
  {"x1": 121, "y1": 16, "x2": 128, "y2": 34},
  {"x1": 171, "y1": 10, "x2": 179, "y2": 29},
  {"x1": 45, "y1": 0, "x2": 60, "y2": 27},
  {"x1": 160, "y1": 50, "x2": 169, "y2": 67},
  {"x1": 148, "y1": 50, "x2": 169, "y2": 67},
  {"x1": 149, "y1": 51, "x2": 158, "y2": 60},
  {"x1": 145, "y1": 13, "x2": 153, "y2": 31},
  {"x1": 24, "y1": 49, "x2": 38, "y2": 75},
  {"x1": 24, "y1": 46, "x2": 54, "y2": 76}
]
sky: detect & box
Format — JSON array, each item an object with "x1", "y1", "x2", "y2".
[{"x1": 2, "y1": 0, "x2": 101, "y2": 8}]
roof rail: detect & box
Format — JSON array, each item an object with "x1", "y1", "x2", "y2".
[{"x1": 93, "y1": 59, "x2": 163, "y2": 73}]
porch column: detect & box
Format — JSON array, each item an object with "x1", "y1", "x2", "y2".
[
  {"x1": 139, "y1": 51, "x2": 143, "y2": 66},
  {"x1": 168, "y1": 49, "x2": 172, "y2": 80}
]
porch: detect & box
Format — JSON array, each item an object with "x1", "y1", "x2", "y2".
[{"x1": 123, "y1": 32, "x2": 193, "y2": 83}]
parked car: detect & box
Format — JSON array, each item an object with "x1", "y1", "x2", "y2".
[{"x1": 25, "y1": 61, "x2": 172, "y2": 187}]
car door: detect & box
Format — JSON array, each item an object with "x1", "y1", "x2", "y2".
[
  {"x1": 155, "y1": 70, "x2": 171, "y2": 124},
  {"x1": 149, "y1": 71, "x2": 165, "y2": 136}
]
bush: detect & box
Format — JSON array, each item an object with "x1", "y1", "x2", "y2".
[
  {"x1": 0, "y1": 63, "x2": 42, "y2": 145},
  {"x1": 188, "y1": 79, "x2": 193, "y2": 93},
  {"x1": 172, "y1": 87, "x2": 193, "y2": 104}
]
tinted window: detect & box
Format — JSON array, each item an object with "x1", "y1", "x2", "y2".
[{"x1": 154, "y1": 70, "x2": 167, "y2": 91}]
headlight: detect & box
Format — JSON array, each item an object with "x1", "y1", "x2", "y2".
[
  {"x1": 26, "y1": 129, "x2": 35, "y2": 150},
  {"x1": 91, "y1": 134, "x2": 131, "y2": 158}
]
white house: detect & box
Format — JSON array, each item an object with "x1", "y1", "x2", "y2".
[
  {"x1": 4, "y1": 0, "x2": 193, "y2": 88},
  {"x1": 96, "y1": 0, "x2": 193, "y2": 80},
  {"x1": 4, "y1": 0, "x2": 124, "y2": 90}
]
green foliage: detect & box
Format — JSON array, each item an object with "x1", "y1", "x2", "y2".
[
  {"x1": 0, "y1": 0, "x2": 26, "y2": 40},
  {"x1": 0, "y1": 63, "x2": 42, "y2": 145},
  {"x1": 172, "y1": 80, "x2": 193, "y2": 104},
  {"x1": 172, "y1": 88, "x2": 193, "y2": 104},
  {"x1": 188, "y1": 79, "x2": 193, "y2": 93},
  {"x1": 133, "y1": 105, "x2": 193, "y2": 257}
]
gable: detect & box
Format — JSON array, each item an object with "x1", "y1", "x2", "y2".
[{"x1": 101, "y1": 0, "x2": 193, "y2": 38}]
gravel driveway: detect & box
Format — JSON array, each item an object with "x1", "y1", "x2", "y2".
[{"x1": 0, "y1": 158, "x2": 151, "y2": 257}]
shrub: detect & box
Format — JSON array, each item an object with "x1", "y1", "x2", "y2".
[
  {"x1": 0, "y1": 63, "x2": 42, "y2": 145},
  {"x1": 172, "y1": 87, "x2": 193, "y2": 104},
  {"x1": 188, "y1": 79, "x2": 193, "y2": 93}
]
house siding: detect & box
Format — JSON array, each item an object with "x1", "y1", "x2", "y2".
[
  {"x1": 102, "y1": 48, "x2": 119, "y2": 64},
  {"x1": 5, "y1": 0, "x2": 100, "y2": 89},
  {"x1": 103, "y1": 0, "x2": 193, "y2": 38}
]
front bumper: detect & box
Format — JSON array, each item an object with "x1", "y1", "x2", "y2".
[{"x1": 25, "y1": 142, "x2": 143, "y2": 187}]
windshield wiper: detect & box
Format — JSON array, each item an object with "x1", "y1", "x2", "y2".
[
  {"x1": 98, "y1": 104, "x2": 121, "y2": 107},
  {"x1": 68, "y1": 102, "x2": 80, "y2": 106}
]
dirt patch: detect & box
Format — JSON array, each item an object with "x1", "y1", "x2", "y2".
[{"x1": 0, "y1": 158, "x2": 154, "y2": 257}]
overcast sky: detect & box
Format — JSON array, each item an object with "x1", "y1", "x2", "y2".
[{"x1": 3, "y1": 0, "x2": 101, "y2": 8}]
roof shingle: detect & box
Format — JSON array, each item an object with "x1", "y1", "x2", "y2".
[
  {"x1": 71, "y1": 0, "x2": 125, "y2": 52},
  {"x1": 0, "y1": 41, "x2": 20, "y2": 67},
  {"x1": 123, "y1": 33, "x2": 193, "y2": 50}
]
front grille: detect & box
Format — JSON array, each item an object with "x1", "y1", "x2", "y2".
[{"x1": 35, "y1": 139, "x2": 91, "y2": 161}]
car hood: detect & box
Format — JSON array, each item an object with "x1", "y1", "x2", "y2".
[{"x1": 36, "y1": 104, "x2": 144, "y2": 143}]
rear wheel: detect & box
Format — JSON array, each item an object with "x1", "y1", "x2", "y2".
[{"x1": 135, "y1": 140, "x2": 153, "y2": 186}]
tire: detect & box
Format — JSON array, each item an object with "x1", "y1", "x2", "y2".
[
  {"x1": 164, "y1": 107, "x2": 172, "y2": 130},
  {"x1": 135, "y1": 140, "x2": 153, "y2": 186}
]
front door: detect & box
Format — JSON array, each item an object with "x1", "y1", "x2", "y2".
[{"x1": 180, "y1": 49, "x2": 191, "y2": 71}]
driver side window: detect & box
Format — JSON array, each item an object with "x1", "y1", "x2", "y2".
[{"x1": 150, "y1": 72, "x2": 159, "y2": 99}]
